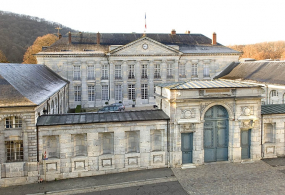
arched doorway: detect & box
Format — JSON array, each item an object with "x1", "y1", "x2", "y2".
[{"x1": 204, "y1": 105, "x2": 229, "y2": 163}]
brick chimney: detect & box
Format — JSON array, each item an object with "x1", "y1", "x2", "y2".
[
  {"x1": 97, "y1": 32, "x2": 100, "y2": 45},
  {"x1": 185, "y1": 30, "x2": 190, "y2": 34},
  {"x1": 68, "y1": 32, "x2": 71, "y2": 44},
  {"x1": 212, "y1": 32, "x2": 217, "y2": 45},
  {"x1": 171, "y1": 29, "x2": 176, "y2": 35}
]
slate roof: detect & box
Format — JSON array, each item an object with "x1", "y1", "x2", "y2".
[
  {"x1": 0, "y1": 63, "x2": 68, "y2": 107},
  {"x1": 156, "y1": 80, "x2": 259, "y2": 90},
  {"x1": 38, "y1": 32, "x2": 240, "y2": 55},
  {"x1": 36, "y1": 110, "x2": 170, "y2": 126},
  {"x1": 218, "y1": 61, "x2": 285, "y2": 85},
  {"x1": 261, "y1": 104, "x2": 285, "y2": 115}
]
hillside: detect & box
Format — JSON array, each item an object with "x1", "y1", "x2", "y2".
[
  {"x1": 228, "y1": 41, "x2": 285, "y2": 60},
  {"x1": 0, "y1": 11, "x2": 75, "y2": 63}
]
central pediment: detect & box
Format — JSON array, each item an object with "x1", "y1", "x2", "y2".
[{"x1": 109, "y1": 36, "x2": 182, "y2": 56}]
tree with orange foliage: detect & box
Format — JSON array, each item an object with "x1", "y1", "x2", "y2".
[
  {"x1": 23, "y1": 34, "x2": 57, "y2": 64},
  {"x1": 0, "y1": 50, "x2": 8, "y2": 63}
]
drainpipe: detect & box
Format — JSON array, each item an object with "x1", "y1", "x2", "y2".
[
  {"x1": 36, "y1": 125, "x2": 39, "y2": 162},
  {"x1": 167, "y1": 119, "x2": 170, "y2": 168}
]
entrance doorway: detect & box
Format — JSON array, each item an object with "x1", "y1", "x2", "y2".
[
  {"x1": 181, "y1": 133, "x2": 193, "y2": 164},
  {"x1": 204, "y1": 105, "x2": 229, "y2": 163},
  {"x1": 241, "y1": 129, "x2": 251, "y2": 159}
]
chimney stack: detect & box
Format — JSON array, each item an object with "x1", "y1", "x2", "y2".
[
  {"x1": 97, "y1": 32, "x2": 100, "y2": 45},
  {"x1": 212, "y1": 32, "x2": 217, "y2": 45},
  {"x1": 185, "y1": 30, "x2": 190, "y2": 34},
  {"x1": 68, "y1": 32, "x2": 71, "y2": 44},
  {"x1": 171, "y1": 29, "x2": 176, "y2": 35}
]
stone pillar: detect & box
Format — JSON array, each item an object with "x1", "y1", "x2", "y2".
[
  {"x1": 148, "y1": 60, "x2": 155, "y2": 104},
  {"x1": 109, "y1": 61, "x2": 115, "y2": 104},
  {"x1": 95, "y1": 61, "x2": 102, "y2": 106},
  {"x1": 174, "y1": 60, "x2": 179, "y2": 82},
  {"x1": 122, "y1": 61, "x2": 128, "y2": 103},
  {"x1": 135, "y1": 60, "x2": 141, "y2": 104},
  {"x1": 81, "y1": 61, "x2": 88, "y2": 107}
]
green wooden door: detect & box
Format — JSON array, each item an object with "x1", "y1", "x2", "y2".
[
  {"x1": 241, "y1": 129, "x2": 251, "y2": 159},
  {"x1": 181, "y1": 133, "x2": 193, "y2": 164},
  {"x1": 204, "y1": 106, "x2": 229, "y2": 163}
]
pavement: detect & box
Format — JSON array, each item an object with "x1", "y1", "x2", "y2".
[{"x1": 0, "y1": 158, "x2": 284, "y2": 195}]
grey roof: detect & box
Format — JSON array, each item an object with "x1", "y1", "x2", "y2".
[
  {"x1": 39, "y1": 32, "x2": 240, "y2": 55},
  {"x1": 219, "y1": 61, "x2": 285, "y2": 85},
  {"x1": 156, "y1": 80, "x2": 259, "y2": 90},
  {"x1": 213, "y1": 62, "x2": 240, "y2": 79},
  {"x1": 261, "y1": 104, "x2": 285, "y2": 115},
  {"x1": 36, "y1": 110, "x2": 170, "y2": 126},
  {"x1": 0, "y1": 63, "x2": 68, "y2": 107}
]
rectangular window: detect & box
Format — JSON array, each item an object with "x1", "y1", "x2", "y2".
[
  {"x1": 128, "y1": 84, "x2": 135, "y2": 100},
  {"x1": 101, "y1": 64, "x2": 108, "y2": 79},
  {"x1": 115, "y1": 65, "x2": 122, "y2": 79},
  {"x1": 151, "y1": 130, "x2": 163, "y2": 151},
  {"x1": 203, "y1": 64, "x2": 210, "y2": 77},
  {"x1": 102, "y1": 85, "x2": 109, "y2": 100},
  {"x1": 167, "y1": 64, "x2": 173, "y2": 78},
  {"x1": 74, "y1": 86, "x2": 81, "y2": 101},
  {"x1": 88, "y1": 85, "x2": 95, "y2": 101},
  {"x1": 128, "y1": 65, "x2": 135, "y2": 79},
  {"x1": 5, "y1": 116, "x2": 22, "y2": 129},
  {"x1": 192, "y1": 64, "x2": 198, "y2": 77},
  {"x1": 179, "y1": 64, "x2": 186, "y2": 78},
  {"x1": 126, "y1": 131, "x2": 140, "y2": 153},
  {"x1": 72, "y1": 134, "x2": 87, "y2": 156},
  {"x1": 73, "y1": 65, "x2": 81, "y2": 80},
  {"x1": 141, "y1": 64, "x2": 148, "y2": 79},
  {"x1": 115, "y1": 85, "x2": 122, "y2": 101},
  {"x1": 141, "y1": 84, "x2": 148, "y2": 99},
  {"x1": 6, "y1": 140, "x2": 23, "y2": 162},
  {"x1": 154, "y1": 64, "x2": 161, "y2": 79},
  {"x1": 100, "y1": 132, "x2": 114, "y2": 154},
  {"x1": 87, "y1": 65, "x2": 95, "y2": 80}
]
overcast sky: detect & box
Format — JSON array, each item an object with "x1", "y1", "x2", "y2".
[{"x1": 1, "y1": 0, "x2": 285, "y2": 45}]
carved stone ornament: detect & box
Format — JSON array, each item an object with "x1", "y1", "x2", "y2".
[
  {"x1": 181, "y1": 109, "x2": 195, "y2": 119},
  {"x1": 180, "y1": 123, "x2": 196, "y2": 132},
  {"x1": 240, "y1": 119, "x2": 255, "y2": 130},
  {"x1": 241, "y1": 106, "x2": 254, "y2": 116}
]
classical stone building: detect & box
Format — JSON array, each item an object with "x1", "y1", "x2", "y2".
[
  {"x1": 0, "y1": 63, "x2": 69, "y2": 186},
  {"x1": 155, "y1": 80, "x2": 263, "y2": 166},
  {"x1": 35, "y1": 31, "x2": 240, "y2": 109}
]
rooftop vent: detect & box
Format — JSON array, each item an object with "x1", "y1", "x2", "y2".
[
  {"x1": 171, "y1": 29, "x2": 176, "y2": 35},
  {"x1": 212, "y1": 32, "x2": 217, "y2": 45}
]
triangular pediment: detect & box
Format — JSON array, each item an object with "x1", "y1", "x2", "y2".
[{"x1": 109, "y1": 36, "x2": 182, "y2": 55}]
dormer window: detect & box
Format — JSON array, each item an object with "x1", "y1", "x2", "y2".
[{"x1": 5, "y1": 116, "x2": 22, "y2": 129}]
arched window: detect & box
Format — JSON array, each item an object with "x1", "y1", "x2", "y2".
[
  {"x1": 55, "y1": 97, "x2": 58, "y2": 114},
  {"x1": 269, "y1": 90, "x2": 278, "y2": 104},
  {"x1": 5, "y1": 116, "x2": 22, "y2": 129}
]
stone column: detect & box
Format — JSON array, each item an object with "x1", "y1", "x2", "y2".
[
  {"x1": 161, "y1": 60, "x2": 167, "y2": 83},
  {"x1": 122, "y1": 61, "x2": 128, "y2": 103},
  {"x1": 148, "y1": 60, "x2": 155, "y2": 104},
  {"x1": 95, "y1": 60, "x2": 102, "y2": 106},
  {"x1": 81, "y1": 61, "x2": 88, "y2": 107},
  {"x1": 135, "y1": 60, "x2": 141, "y2": 104},
  {"x1": 109, "y1": 61, "x2": 115, "y2": 104},
  {"x1": 174, "y1": 60, "x2": 179, "y2": 82}
]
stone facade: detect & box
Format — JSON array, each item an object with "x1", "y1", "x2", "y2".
[{"x1": 36, "y1": 35, "x2": 240, "y2": 109}]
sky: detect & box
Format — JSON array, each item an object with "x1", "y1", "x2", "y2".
[{"x1": 1, "y1": 0, "x2": 285, "y2": 46}]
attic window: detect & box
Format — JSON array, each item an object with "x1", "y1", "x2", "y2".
[{"x1": 5, "y1": 116, "x2": 22, "y2": 129}]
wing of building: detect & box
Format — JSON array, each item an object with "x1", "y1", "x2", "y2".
[{"x1": 35, "y1": 31, "x2": 240, "y2": 109}]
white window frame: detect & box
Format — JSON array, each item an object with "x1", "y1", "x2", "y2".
[
  {"x1": 102, "y1": 85, "x2": 109, "y2": 101},
  {"x1": 115, "y1": 65, "x2": 122, "y2": 79},
  {"x1": 154, "y1": 64, "x2": 161, "y2": 79},
  {"x1": 192, "y1": 64, "x2": 198, "y2": 77},
  {"x1": 203, "y1": 64, "x2": 210, "y2": 77},
  {"x1": 88, "y1": 85, "x2": 95, "y2": 101},
  {"x1": 167, "y1": 63, "x2": 173, "y2": 78},
  {"x1": 73, "y1": 65, "x2": 81, "y2": 80},
  {"x1": 74, "y1": 86, "x2": 81, "y2": 101},
  {"x1": 128, "y1": 64, "x2": 135, "y2": 79},
  {"x1": 115, "y1": 85, "x2": 122, "y2": 101},
  {"x1": 87, "y1": 65, "x2": 95, "y2": 80},
  {"x1": 141, "y1": 64, "x2": 148, "y2": 79},
  {"x1": 141, "y1": 84, "x2": 148, "y2": 99},
  {"x1": 128, "y1": 84, "x2": 135, "y2": 100},
  {"x1": 101, "y1": 64, "x2": 108, "y2": 80},
  {"x1": 5, "y1": 116, "x2": 22, "y2": 129},
  {"x1": 179, "y1": 64, "x2": 186, "y2": 78}
]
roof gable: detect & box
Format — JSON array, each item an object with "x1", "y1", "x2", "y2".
[{"x1": 109, "y1": 36, "x2": 182, "y2": 55}]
